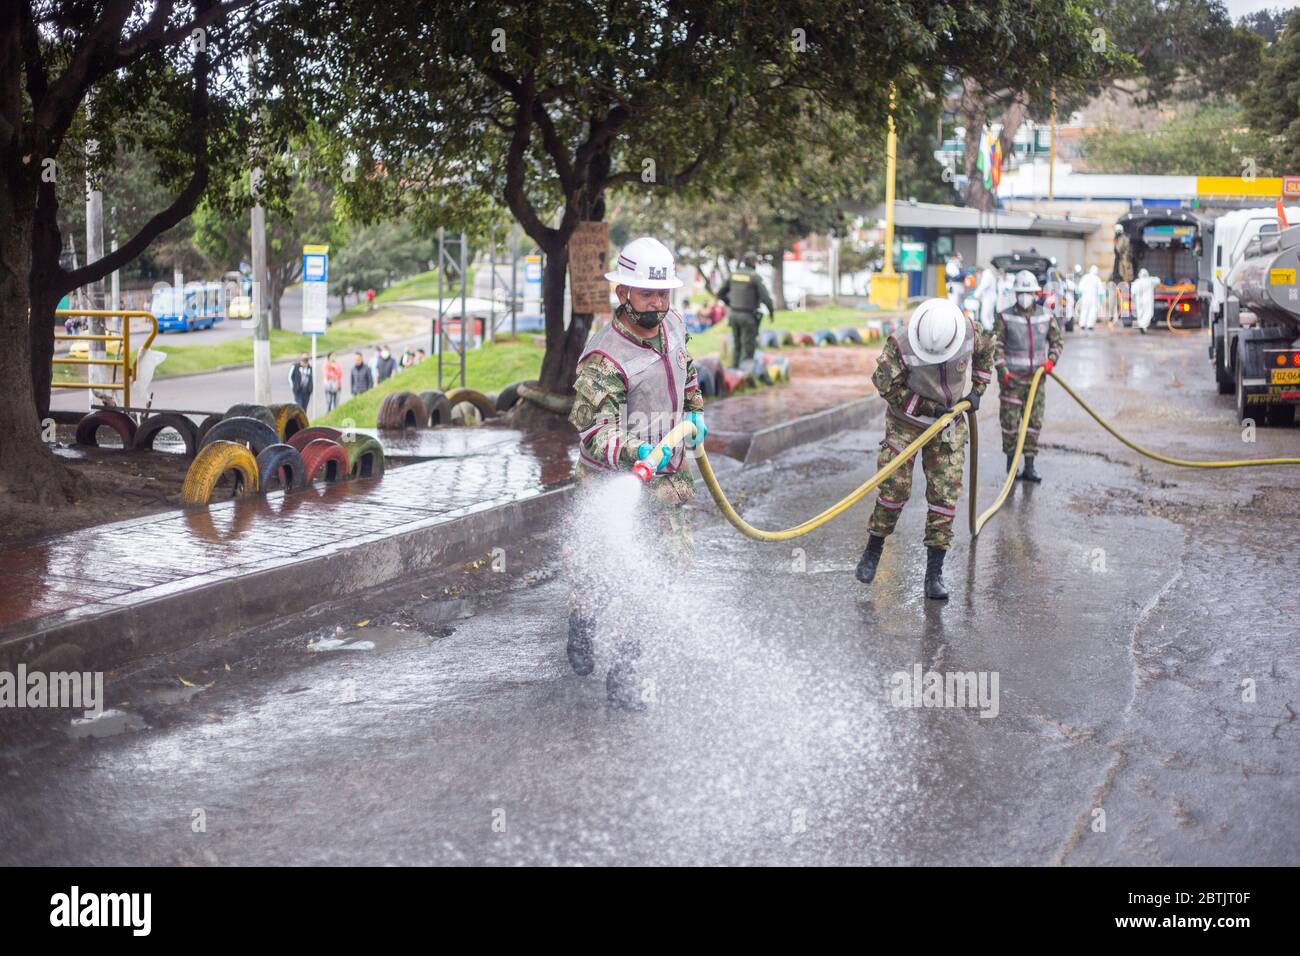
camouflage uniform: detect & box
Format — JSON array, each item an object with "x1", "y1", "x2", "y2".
[
  {"x1": 866, "y1": 327, "x2": 995, "y2": 549},
  {"x1": 716, "y1": 266, "x2": 775, "y2": 366},
  {"x1": 568, "y1": 305, "x2": 703, "y2": 563},
  {"x1": 993, "y1": 307, "x2": 1063, "y2": 456}
]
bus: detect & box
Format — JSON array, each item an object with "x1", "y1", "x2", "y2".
[{"x1": 150, "y1": 281, "x2": 228, "y2": 332}]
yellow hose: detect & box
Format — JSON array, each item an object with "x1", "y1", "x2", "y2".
[{"x1": 651, "y1": 365, "x2": 1300, "y2": 545}]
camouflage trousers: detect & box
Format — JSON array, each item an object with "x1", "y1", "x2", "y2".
[
  {"x1": 998, "y1": 376, "x2": 1046, "y2": 456},
  {"x1": 866, "y1": 413, "x2": 968, "y2": 550},
  {"x1": 729, "y1": 311, "x2": 759, "y2": 366}
]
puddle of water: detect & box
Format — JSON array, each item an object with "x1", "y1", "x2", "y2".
[
  {"x1": 148, "y1": 684, "x2": 208, "y2": 705},
  {"x1": 308, "y1": 625, "x2": 433, "y2": 653},
  {"x1": 66, "y1": 708, "x2": 149, "y2": 739}
]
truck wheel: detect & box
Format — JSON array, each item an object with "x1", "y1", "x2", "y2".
[
  {"x1": 1213, "y1": 334, "x2": 1233, "y2": 395},
  {"x1": 1236, "y1": 357, "x2": 1250, "y2": 424}
]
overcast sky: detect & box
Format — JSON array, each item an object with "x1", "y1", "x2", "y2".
[{"x1": 1225, "y1": 0, "x2": 1296, "y2": 19}]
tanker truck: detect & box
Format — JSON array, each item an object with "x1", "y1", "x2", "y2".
[{"x1": 1215, "y1": 222, "x2": 1300, "y2": 426}]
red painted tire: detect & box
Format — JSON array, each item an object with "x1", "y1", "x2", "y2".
[
  {"x1": 377, "y1": 391, "x2": 428, "y2": 430},
  {"x1": 133, "y1": 413, "x2": 199, "y2": 457},
  {"x1": 75, "y1": 410, "x2": 137, "y2": 448},
  {"x1": 721, "y1": 369, "x2": 745, "y2": 395},
  {"x1": 300, "y1": 439, "x2": 352, "y2": 483},
  {"x1": 792, "y1": 332, "x2": 816, "y2": 347},
  {"x1": 287, "y1": 426, "x2": 343, "y2": 452}
]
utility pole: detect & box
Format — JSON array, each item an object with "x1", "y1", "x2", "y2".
[
  {"x1": 1049, "y1": 87, "x2": 1057, "y2": 202},
  {"x1": 251, "y1": 166, "x2": 271, "y2": 404},
  {"x1": 86, "y1": 148, "x2": 107, "y2": 400}
]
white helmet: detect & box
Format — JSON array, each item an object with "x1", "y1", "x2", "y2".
[
  {"x1": 1089, "y1": 265, "x2": 1099, "y2": 276},
  {"x1": 604, "y1": 236, "x2": 683, "y2": 289},
  {"x1": 1013, "y1": 270, "x2": 1040, "y2": 293},
  {"x1": 1138, "y1": 268, "x2": 1149, "y2": 279},
  {"x1": 907, "y1": 298, "x2": 966, "y2": 365}
]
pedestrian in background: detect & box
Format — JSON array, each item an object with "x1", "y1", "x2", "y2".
[
  {"x1": 290, "y1": 354, "x2": 313, "y2": 411},
  {"x1": 376, "y1": 343, "x2": 397, "y2": 382},
  {"x1": 400, "y1": 346, "x2": 415, "y2": 368},
  {"x1": 324, "y1": 351, "x2": 342, "y2": 411},
  {"x1": 366, "y1": 288, "x2": 376, "y2": 311},
  {"x1": 351, "y1": 351, "x2": 374, "y2": 396},
  {"x1": 717, "y1": 251, "x2": 775, "y2": 367},
  {"x1": 414, "y1": 348, "x2": 426, "y2": 363}
]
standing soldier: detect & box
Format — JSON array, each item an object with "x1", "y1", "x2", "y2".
[
  {"x1": 994, "y1": 270, "x2": 1064, "y2": 483},
  {"x1": 567, "y1": 237, "x2": 708, "y2": 709},
  {"x1": 856, "y1": 298, "x2": 995, "y2": 600},
  {"x1": 716, "y1": 251, "x2": 774, "y2": 367}
]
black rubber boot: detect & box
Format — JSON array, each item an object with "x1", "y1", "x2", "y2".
[
  {"x1": 566, "y1": 612, "x2": 596, "y2": 676},
  {"x1": 924, "y1": 546, "x2": 950, "y2": 601},
  {"x1": 606, "y1": 641, "x2": 646, "y2": 711},
  {"x1": 1005, "y1": 453, "x2": 1019, "y2": 478},
  {"x1": 855, "y1": 534, "x2": 886, "y2": 584},
  {"x1": 1021, "y1": 456, "x2": 1042, "y2": 483}
]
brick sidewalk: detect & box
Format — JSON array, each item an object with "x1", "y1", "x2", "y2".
[{"x1": 1, "y1": 344, "x2": 878, "y2": 638}]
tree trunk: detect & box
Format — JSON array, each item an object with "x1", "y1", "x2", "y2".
[
  {"x1": 270, "y1": 274, "x2": 284, "y2": 331},
  {"x1": 771, "y1": 250, "x2": 786, "y2": 310},
  {"x1": 0, "y1": 180, "x2": 80, "y2": 504},
  {"x1": 30, "y1": 191, "x2": 65, "y2": 419}
]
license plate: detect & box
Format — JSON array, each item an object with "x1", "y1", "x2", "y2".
[{"x1": 1271, "y1": 368, "x2": 1300, "y2": 385}]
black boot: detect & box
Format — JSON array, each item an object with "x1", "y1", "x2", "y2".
[
  {"x1": 606, "y1": 641, "x2": 646, "y2": 711},
  {"x1": 1005, "y1": 453, "x2": 1020, "y2": 478},
  {"x1": 567, "y1": 612, "x2": 596, "y2": 676},
  {"x1": 1020, "y1": 456, "x2": 1042, "y2": 483},
  {"x1": 855, "y1": 534, "x2": 886, "y2": 584},
  {"x1": 924, "y1": 547, "x2": 950, "y2": 601}
]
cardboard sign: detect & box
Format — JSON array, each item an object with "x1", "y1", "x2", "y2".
[{"x1": 569, "y1": 221, "x2": 611, "y2": 315}]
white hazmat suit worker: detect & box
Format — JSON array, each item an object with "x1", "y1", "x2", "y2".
[
  {"x1": 975, "y1": 266, "x2": 998, "y2": 332},
  {"x1": 1078, "y1": 265, "x2": 1104, "y2": 331},
  {"x1": 1132, "y1": 268, "x2": 1158, "y2": 333}
]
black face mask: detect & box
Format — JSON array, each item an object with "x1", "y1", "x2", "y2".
[{"x1": 622, "y1": 302, "x2": 667, "y2": 330}]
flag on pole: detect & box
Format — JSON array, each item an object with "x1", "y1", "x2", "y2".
[
  {"x1": 990, "y1": 138, "x2": 1003, "y2": 189},
  {"x1": 977, "y1": 128, "x2": 992, "y2": 190}
]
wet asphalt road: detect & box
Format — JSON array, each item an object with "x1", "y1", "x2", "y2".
[{"x1": 3, "y1": 328, "x2": 1297, "y2": 865}]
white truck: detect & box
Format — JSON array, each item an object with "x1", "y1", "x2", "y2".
[{"x1": 1202, "y1": 207, "x2": 1300, "y2": 426}]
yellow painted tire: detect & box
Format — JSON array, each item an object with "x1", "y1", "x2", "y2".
[
  {"x1": 181, "y1": 440, "x2": 260, "y2": 506},
  {"x1": 339, "y1": 435, "x2": 386, "y2": 480},
  {"x1": 269, "y1": 403, "x2": 310, "y2": 440},
  {"x1": 444, "y1": 387, "x2": 496, "y2": 421}
]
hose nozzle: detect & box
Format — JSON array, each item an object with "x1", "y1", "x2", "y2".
[{"x1": 631, "y1": 419, "x2": 699, "y2": 484}]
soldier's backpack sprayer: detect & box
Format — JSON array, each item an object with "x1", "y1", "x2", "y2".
[{"x1": 632, "y1": 367, "x2": 1300, "y2": 542}]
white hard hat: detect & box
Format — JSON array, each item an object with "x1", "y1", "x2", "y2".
[
  {"x1": 1139, "y1": 268, "x2": 1149, "y2": 279},
  {"x1": 1089, "y1": 265, "x2": 1099, "y2": 276},
  {"x1": 907, "y1": 298, "x2": 966, "y2": 365},
  {"x1": 605, "y1": 236, "x2": 683, "y2": 289},
  {"x1": 1013, "y1": 269, "x2": 1040, "y2": 293}
]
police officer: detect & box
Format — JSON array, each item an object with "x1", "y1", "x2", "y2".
[
  {"x1": 716, "y1": 251, "x2": 775, "y2": 367},
  {"x1": 994, "y1": 270, "x2": 1064, "y2": 483},
  {"x1": 567, "y1": 237, "x2": 708, "y2": 709},
  {"x1": 856, "y1": 298, "x2": 995, "y2": 600}
]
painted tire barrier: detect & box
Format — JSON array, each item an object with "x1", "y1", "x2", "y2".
[
  {"x1": 696, "y1": 355, "x2": 724, "y2": 384},
  {"x1": 75, "y1": 409, "x2": 137, "y2": 448},
  {"x1": 837, "y1": 327, "x2": 863, "y2": 344},
  {"x1": 300, "y1": 438, "x2": 352, "y2": 483},
  {"x1": 758, "y1": 329, "x2": 781, "y2": 349},
  {"x1": 444, "y1": 387, "x2": 496, "y2": 421},
  {"x1": 771, "y1": 357, "x2": 791, "y2": 381},
  {"x1": 197, "y1": 414, "x2": 224, "y2": 445},
  {"x1": 419, "y1": 390, "x2": 454, "y2": 426},
  {"x1": 340, "y1": 435, "x2": 386, "y2": 479},
  {"x1": 198, "y1": 416, "x2": 281, "y2": 457},
  {"x1": 516, "y1": 382, "x2": 574, "y2": 415},
  {"x1": 769, "y1": 328, "x2": 795, "y2": 346},
  {"x1": 268, "y1": 403, "x2": 310, "y2": 440},
  {"x1": 495, "y1": 380, "x2": 537, "y2": 414},
  {"x1": 255, "y1": 443, "x2": 309, "y2": 493},
  {"x1": 813, "y1": 329, "x2": 838, "y2": 346},
  {"x1": 451, "y1": 401, "x2": 483, "y2": 426},
  {"x1": 287, "y1": 426, "x2": 343, "y2": 452},
  {"x1": 181, "y1": 440, "x2": 260, "y2": 506},
  {"x1": 133, "y1": 413, "x2": 199, "y2": 457},
  {"x1": 224, "y1": 403, "x2": 277, "y2": 430},
  {"x1": 792, "y1": 332, "x2": 816, "y2": 347},
  {"x1": 720, "y1": 369, "x2": 745, "y2": 395},
  {"x1": 378, "y1": 391, "x2": 428, "y2": 430},
  {"x1": 696, "y1": 363, "x2": 717, "y2": 398}
]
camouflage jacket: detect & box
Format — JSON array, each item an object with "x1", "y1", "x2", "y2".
[
  {"x1": 872, "y1": 327, "x2": 996, "y2": 421},
  {"x1": 569, "y1": 307, "x2": 704, "y2": 504},
  {"x1": 992, "y1": 308, "x2": 1064, "y2": 381}
]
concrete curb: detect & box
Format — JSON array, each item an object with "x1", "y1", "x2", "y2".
[{"x1": 5, "y1": 392, "x2": 880, "y2": 675}]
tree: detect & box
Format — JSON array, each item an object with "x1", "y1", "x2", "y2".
[
  {"x1": 1242, "y1": 8, "x2": 1300, "y2": 174},
  {"x1": 192, "y1": 159, "x2": 340, "y2": 329},
  {"x1": 1082, "y1": 102, "x2": 1257, "y2": 176},
  {"x1": 329, "y1": 220, "x2": 430, "y2": 309},
  {"x1": 2, "y1": 1, "x2": 260, "y2": 504},
  {"x1": 266, "y1": 1, "x2": 1073, "y2": 421}
]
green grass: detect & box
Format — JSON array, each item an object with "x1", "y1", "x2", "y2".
[
  {"x1": 153, "y1": 308, "x2": 429, "y2": 378},
  {"x1": 688, "y1": 304, "x2": 897, "y2": 356},
  {"x1": 315, "y1": 335, "x2": 544, "y2": 428}
]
